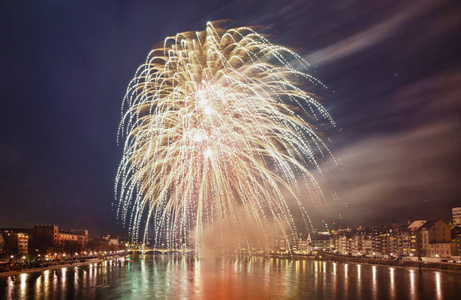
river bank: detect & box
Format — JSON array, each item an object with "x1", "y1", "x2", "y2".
[
  {"x1": 310, "y1": 253, "x2": 461, "y2": 272},
  {"x1": 0, "y1": 258, "x2": 105, "y2": 277},
  {"x1": 265, "y1": 252, "x2": 461, "y2": 272}
]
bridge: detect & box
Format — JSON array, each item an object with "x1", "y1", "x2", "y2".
[{"x1": 128, "y1": 248, "x2": 196, "y2": 255}]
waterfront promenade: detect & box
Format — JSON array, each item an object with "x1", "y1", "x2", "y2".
[
  {"x1": 290, "y1": 252, "x2": 461, "y2": 272},
  {"x1": 0, "y1": 252, "x2": 126, "y2": 277}
]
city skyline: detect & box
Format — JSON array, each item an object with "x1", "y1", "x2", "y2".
[
  {"x1": 1, "y1": 0, "x2": 460, "y2": 237},
  {"x1": 2, "y1": 205, "x2": 460, "y2": 240}
]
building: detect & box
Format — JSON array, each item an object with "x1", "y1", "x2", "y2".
[
  {"x1": 0, "y1": 231, "x2": 29, "y2": 256},
  {"x1": 34, "y1": 225, "x2": 58, "y2": 253},
  {"x1": 296, "y1": 237, "x2": 308, "y2": 254},
  {"x1": 101, "y1": 234, "x2": 111, "y2": 242},
  {"x1": 275, "y1": 238, "x2": 288, "y2": 252},
  {"x1": 58, "y1": 228, "x2": 88, "y2": 245},
  {"x1": 452, "y1": 227, "x2": 461, "y2": 256},
  {"x1": 408, "y1": 220, "x2": 427, "y2": 258},
  {"x1": 453, "y1": 207, "x2": 461, "y2": 227},
  {"x1": 427, "y1": 243, "x2": 457, "y2": 257},
  {"x1": 109, "y1": 236, "x2": 119, "y2": 245},
  {"x1": 102, "y1": 234, "x2": 120, "y2": 245},
  {"x1": 329, "y1": 235, "x2": 339, "y2": 252},
  {"x1": 306, "y1": 232, "x2": 330, "y2": 254},
  {"x1": 362, "y1": 236, "x2": 373, "y2": 255},
  {"x1": 17, "y1": 233, "x2": 28, "y2": 255},
  {"x1": 399, "y1": 229, "x2": 412, "y2": 257},
  {"x1": 407, "y1": 219, "x2": 454, "y2": 258},
  {"x1": 338, "y1": 233, "x2": 353, "y2": 255},
  {"x1": 34, "y1": 225, "x2": 88, "y2": 254},
  {"x1": 350, "y1": 232, "x2": 362, "y2": 255},
  {"x1": 420, "y1": 220, "x2": 452, "y2": 256},
  {"x1": 0, "y1": 233, "x2": 4, "y2": 253}
]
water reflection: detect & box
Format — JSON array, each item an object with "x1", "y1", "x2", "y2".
[
  {"x1": 194, "y1": 258, "x2": 202, "y2": 298},
  {"x1": 6, "y1": 276, "x2": 14, "y2": 299},
  {"x1": 34, "y1": 274, "x2": 41, "y2": 298},
  {"x1": 372, "y1": 265, "x2": 377, "y2": 299},
  {"x1": 43, "y1": 270, "x2": 50, "y2": 299},
  {"x1": 390, "y1": 267, "x2": 395, "y2": 299},
  {"x1": 61, "y1": 267, "x2": 66, "y2": 286},
  {"x1": 332, "y1": 263, "x2": 337, "y2": 298},
  {"x1": 343, "y1": 263, "x2": 349, "y2": 298},
  {"x1": 435, "y1": 272, "x2": 442, "y2": 300},
  {"x1": 52, "y1": 270, "x2": 58, "y2": 295},
  {"x1": 357, "y1": 264, "x2": 361, "y2": 281},
  {"x1": 19, "y1": 273, "x2": 27, "y2": 298},
  {"x1": 409, "y1": 269, "x2": 416, "y2": 300},
  {"x1": 1, "y1": 257, "x2": 460, "y2": 299},
  {"x1": 357, "y1": 264, "x2": 362, "y2": 299}
]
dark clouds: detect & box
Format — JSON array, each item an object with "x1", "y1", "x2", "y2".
[
  {"x1": 312, "y1": 70, "x2": 461, "y2": 227},
  {"x1": 306, "y1": 0, "x2": 461, "y2": 68}
]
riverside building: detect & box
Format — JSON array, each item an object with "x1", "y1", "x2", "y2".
[{"x1": 453, "y1": 207, "x2": 461, "y2": 227}]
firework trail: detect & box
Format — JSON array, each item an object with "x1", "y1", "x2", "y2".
[{"x1": 116, "y1": 22, "x2": 335, "y2": 252}]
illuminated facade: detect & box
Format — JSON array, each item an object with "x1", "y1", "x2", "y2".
[
  {"x1": 453, "y1": 207, "x2": 461, "y2": 227},
  {"x1": 34, "y1": 225, "x2": 88, "y2": 254},
  {"x1": 0, "y1": 233, "x2": 4, "y2": 253},
  {"x1": 408, "y1": 220, "x2": 427, "y2": 257},
  {"x1": 17, "y1": 233, "x2": 28, "y2": 255},
  {"x1": 324, "y1": 220, "x2": 455, "y2": 258},
  {"x1": 405, "y1": 220, "x2": 454, "y2": 258},
  {"x1": 0, "y1": 231, "x2": 29, "y2": 255},
  {"x1": 307, "y1": 233, "x2": 330, "y2": 254},
  {"x1": 427, "y1": 243, "x2": 456, "y2": 257},
  {"x1": 454, "y1": 228, "x2": 461, "y2": 256}
]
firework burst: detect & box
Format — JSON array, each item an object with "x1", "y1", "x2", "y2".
[{"x1": 116, "y1": 22, "x2": 335, "y2": 252}]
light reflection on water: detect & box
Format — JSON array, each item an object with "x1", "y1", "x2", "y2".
[
  {"x1": 410, "y1": 268, "x2": 416, "y2": 300},
  {"x1": 357, "y1": 264, "x2": 361, "y2": 299},
  {"x1": 1, "y1": 256, "x2": 461, "y2": 299},
  {"x1": 19, "y1": 273, "x2": 27, "y2": 299},
  {"x1": 436, "y1": 271, "x2": 442, "y2": 300},
  {"x1": 390, "y1": 267, "x2": 395, "y2": 299}
]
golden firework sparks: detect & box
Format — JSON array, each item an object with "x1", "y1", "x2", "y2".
[{"x1": 116, "y1": 22, "x2": 335, "y2": 252}]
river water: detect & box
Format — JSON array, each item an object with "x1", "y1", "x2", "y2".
[{"x1": 1, "y1": 255, "x2": 460, "y2": 299}]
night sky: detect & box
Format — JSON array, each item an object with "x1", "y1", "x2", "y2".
[{"x1": 1, "y1": 0, "x2": 460, "y2": 236}]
